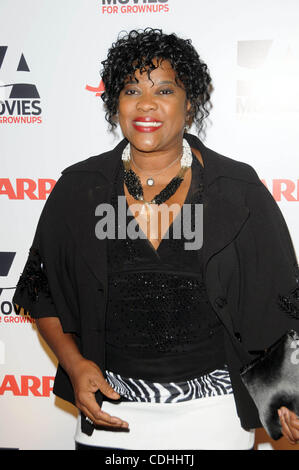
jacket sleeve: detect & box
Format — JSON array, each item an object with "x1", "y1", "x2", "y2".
[
  {"x1": 237, "y1": 176, "x2": 299, "y2": 351},
  {"x1": 13, "y1": 173, "x2": 80, "y2": 334}
]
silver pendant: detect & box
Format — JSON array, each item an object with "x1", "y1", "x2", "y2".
[{"x1": 146, "y1": 177, "x2": 154, "y2": 186}]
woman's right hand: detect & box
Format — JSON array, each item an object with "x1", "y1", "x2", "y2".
[
  {"x1": 69, "y1": 358, "x2": 129, "y2": 429},
  {"x1": 34, "y1": 318, "x2": 128, "y2": 428}
]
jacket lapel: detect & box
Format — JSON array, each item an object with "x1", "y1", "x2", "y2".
[
  {"x1": 62, "y1": 140, "x2": 127, "y2": 288},
  {"x1": 185, "y1": 133, "x2": 251, "y2": 272},
  {"x1": 62, "y1": 134, "x2": 253, "y2": 287},
  {"x1": 68, "y1": 183, "x2": 111, "y2": 288},
  {"x1": 202, "y1": 185, "x2": 250, "y2": 273}
]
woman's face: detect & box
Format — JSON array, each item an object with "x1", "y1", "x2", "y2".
[{"x1": 117, "y1": 59, "x2": 191, "y2": 154}]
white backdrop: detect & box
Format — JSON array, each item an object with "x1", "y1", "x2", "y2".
[{"x1": 0, "y1": 0, "x2": 298, "y2": 450}]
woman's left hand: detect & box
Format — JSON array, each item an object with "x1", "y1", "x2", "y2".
[{"x1": 278, "y1": 407, "x2": 299, "y2": 444}]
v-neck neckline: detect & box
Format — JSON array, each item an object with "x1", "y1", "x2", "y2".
[
  {"x1": 126, "y1": 177, "x2": 192, "y2": 256},
  {"x1": 123, "y1": 153, "x2": 197, "y2": 256}
]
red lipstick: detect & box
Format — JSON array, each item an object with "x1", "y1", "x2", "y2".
[{"x1": 132, "y1": 117, "x2": 163, "y2": 133}]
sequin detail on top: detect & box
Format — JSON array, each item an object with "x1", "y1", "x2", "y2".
[
  {"x1": 278, "y1": 262, "x2": 299, "y2": 320},
  {"x1": 16, "y1": 247, "x2": 52, "y2": 303},
  {"x1": 105, "y1": 366, "x2": 233, "y2": 403},
  {"x1": 107, "y1": 270, "x2": 219, "y2": 354}
]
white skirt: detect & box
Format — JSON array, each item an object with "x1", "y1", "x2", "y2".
[{"x1": 74, "y1": 393, "x2": 255, "y2": 450}]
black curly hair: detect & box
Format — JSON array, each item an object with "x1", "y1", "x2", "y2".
[{"x1": 100, "y1": 28, "x2": 212, "y2": 136}]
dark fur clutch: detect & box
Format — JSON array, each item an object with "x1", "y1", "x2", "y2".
[{"x1": 240, "y1": 329, "x2": 299, "y2": 440}]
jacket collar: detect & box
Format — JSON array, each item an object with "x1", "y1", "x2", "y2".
[{"x1": 62, "y1": 133, "x2": 252, "y2": 288}]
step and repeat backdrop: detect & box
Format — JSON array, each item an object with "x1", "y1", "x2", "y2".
[{"x1": 1, "y1": 0, "x2": 299, "y2": 450}]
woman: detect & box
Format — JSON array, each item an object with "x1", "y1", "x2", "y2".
[{"x1": 13, "y1": 28, "x2": 299, "y2": 450}]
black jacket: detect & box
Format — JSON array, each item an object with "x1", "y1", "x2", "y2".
[{"x1": 13, "y1": 133, "x2": 299, "y2": 431}]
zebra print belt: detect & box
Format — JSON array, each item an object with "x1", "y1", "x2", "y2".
[{"x1": 105, "y1": 366, "x2": 233, "y2": 404}]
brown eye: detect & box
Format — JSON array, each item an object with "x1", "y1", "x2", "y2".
[
  {"x1": 123, "y1": 87, "x2": 140, "y2": 96},
  {"x1": 159, "y1": 88, "x2": 174, "y2": 95}
]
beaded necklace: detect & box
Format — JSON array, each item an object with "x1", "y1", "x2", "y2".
[{"x1": 122, "y1": 139, "x2": 192, "y2": 214}]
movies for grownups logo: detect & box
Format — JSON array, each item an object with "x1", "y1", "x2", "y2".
[
  {"x1": 0, "y1": 252, "x2": 34, "y2": 325},
  {"x1": 100, "y1": 0, "x2": 169, "y2": 15},
  {"x1": 237, "y1": 39, "x2": 299, "y2": 116},
  {"x1": 0, "y1": 46, "x2": 42, "y2": 124}
]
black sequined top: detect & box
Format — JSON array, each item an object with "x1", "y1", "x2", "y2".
[{"x1": 105, "y1": 153, "x2": 226, "y2": 382}]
